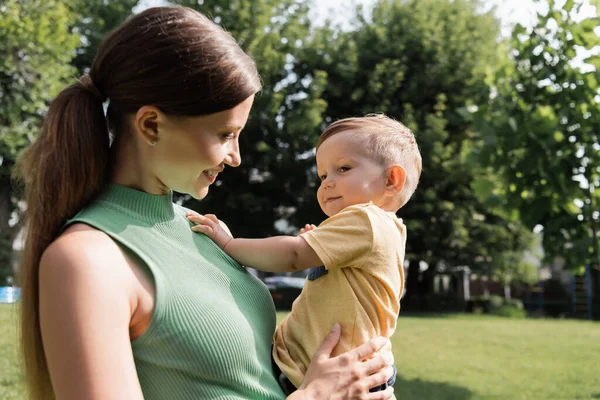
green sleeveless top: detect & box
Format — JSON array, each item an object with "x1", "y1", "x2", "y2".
[{"x1": 66, "y1": 184, "x2": 285, "y2": 400}]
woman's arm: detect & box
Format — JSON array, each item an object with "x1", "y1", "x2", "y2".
[
  {"x1": 39, "y1": 227, "x2": 145, "y2": 400},
  {"x1": 287, "y1": 324, "x2": 395, "y2": 400},
  {"x1": 187, "y1": 212, "x2": 322, "y2": 273}
]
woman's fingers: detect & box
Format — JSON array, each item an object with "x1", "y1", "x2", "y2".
[
  {"x1": 361, "y1": 349, "x2": 393, "y2": 375},
  {"x1": 366, "y1": 364, "x2": 394, "y2": 386},
  {"x1": 366, "y1": 385, "x2": 395, "y2": 399},
  {"x1": 312, "y1": 323, "x2": 341, "y2": 362},
  {"x1": 352, "y1": 336, "x2": 390, "y2": 363}
]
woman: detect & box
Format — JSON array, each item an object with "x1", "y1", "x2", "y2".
[{"x1": 16, "y1": 6, "x2": 395, "y2": 400}]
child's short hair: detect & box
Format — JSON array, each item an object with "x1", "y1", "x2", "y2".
[{"x1": 317, "y1": 114, "x2": 422, "y2": 208}]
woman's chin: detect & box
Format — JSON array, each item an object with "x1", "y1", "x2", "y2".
[{"x1": 190, "y1": 185, "x2": 210, "y2": 200}]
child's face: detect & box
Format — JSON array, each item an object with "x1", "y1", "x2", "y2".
[{"x1": 316, "y1": 130, "x2": 388, "y2": 217}]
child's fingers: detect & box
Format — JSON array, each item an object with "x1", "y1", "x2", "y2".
[
  {"x1": 186, "y1": 212, "x2": 203, "y2": 223},
  {"x1": 300, "y1": 224, "x2": 317, "y2": 235},
  {"x1": 186, "y1": 213, "x2": 219, "y2": 229},
  {"x1": 204, "y1": 214, "x2": 220, "y2": 224},
  {"x1": 191, "y1": 224, "x2": 214, "y2": 237}
]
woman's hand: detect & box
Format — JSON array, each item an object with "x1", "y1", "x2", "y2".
[
  {"x1": 290, "y1": 324, "x2": 395, "y2": 400},
  {"x1": 187, "y1": 212, "x2": 233, "y2": 250}
]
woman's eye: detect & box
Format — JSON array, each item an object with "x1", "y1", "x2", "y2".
[{"x1": 221, "y1": 133, "x2": 235, "y2": 141}]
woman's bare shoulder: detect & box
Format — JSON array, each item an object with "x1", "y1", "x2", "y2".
[{"x1": 40, "y1": 222, "x2": 131, "y2": 283}]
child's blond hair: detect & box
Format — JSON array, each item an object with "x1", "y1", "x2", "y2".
[{"x1": 317, "y1": 114, "x2": 422, "y2": 208}]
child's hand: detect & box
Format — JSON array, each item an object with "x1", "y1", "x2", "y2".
[
  {"x1": 299, "y1": 224, "x2": 317, "y2": 234},
  {"x1": 186, "y1": 212, "x2": 233, "y2": 250}
]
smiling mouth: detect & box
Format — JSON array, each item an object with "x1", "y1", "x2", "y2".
[{"x1": 203, "y1": 169, "x2": 220, "y2": 183}]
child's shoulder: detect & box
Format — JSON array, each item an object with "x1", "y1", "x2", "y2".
[
  {"x1": 349, "y1": 202, "x2": 403, "y2": 222},
  {"x1": 334, "y1": 203, "x2": 404, "y2": 229}
]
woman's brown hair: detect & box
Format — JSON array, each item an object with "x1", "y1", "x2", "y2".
[{"x1": 14, "y1": 7, "x2": 261, "y2": 399}]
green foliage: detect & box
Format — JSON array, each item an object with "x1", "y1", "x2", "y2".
[
  {"x1": 0, "y1": 0, "x2": 79, "y2": 170},
  {"x1": 491, "y1": 304, "x2": 527, "y2": 318},
  {"x1": 0, "y1": 0, "x2": 80, "y2": 281},
  {"x1": 69, "y1": 0, "x2": 139, "y2": 74},
  {"x1": 487, "y1": 295, "x2": 526, "y2": 318},
  {"x1": 506, "y1": 298, "x2": 525, "y2": 310},
  {"x1": 488, "y1": 294, "x2": 505, "y2": 310},
  {"x1": 472, "y1": 0, "x2": 600, "y2": 270}
]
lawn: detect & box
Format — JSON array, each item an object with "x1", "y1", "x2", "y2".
[
  {"x1": 0, "y1": 304, "x2": 24, "y2": 399},
  {"x1": 1, "y1": 304, "x2": 598, "y2": 399}
]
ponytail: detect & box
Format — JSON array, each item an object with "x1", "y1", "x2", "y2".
[{"x1": 15, "y1": 74, "x2": 109, "y2": 399}]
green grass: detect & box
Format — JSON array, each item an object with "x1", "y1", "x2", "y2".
[
  {"x1": 1, "y1": 305, "x2": 598, "y2": 399},
  {"x1": 0, "y1": 304, "x2": 25, "y2": 400},
  {"x1": 276, "y1": 312, "x2": 600, "y2": 400}
]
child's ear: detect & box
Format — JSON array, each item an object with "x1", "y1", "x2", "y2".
[{"x1": 385, "y1": 165, "x2": 406, "y2": 196}]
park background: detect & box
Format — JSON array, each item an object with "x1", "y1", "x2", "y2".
[{"x1": 0, "y1": 0, "x2": 599, "y2": 398}]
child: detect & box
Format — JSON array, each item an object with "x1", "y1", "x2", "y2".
[{"x1": 187, "y1": 114, "x2": 422, "y2": 394}]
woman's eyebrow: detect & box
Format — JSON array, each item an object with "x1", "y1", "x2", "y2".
[{"x1": 221, "y1": 123, "x2": 243, "y2": 131}]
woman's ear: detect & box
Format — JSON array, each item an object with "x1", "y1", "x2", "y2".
[
  {"x1": 134, "y1": 105, "x2": 163, "y2": 146},
  {"x1": 385, "y1": 165, "x2": 406, "y2": 196}
]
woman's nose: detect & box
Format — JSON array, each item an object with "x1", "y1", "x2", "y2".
[{"x1": 225, "y1": 142, "x2": 241, "y2": 167}]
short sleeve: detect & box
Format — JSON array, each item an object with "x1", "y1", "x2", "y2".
[{"x1": 300, "y1": 205, "x2": 374, "y2": 270}]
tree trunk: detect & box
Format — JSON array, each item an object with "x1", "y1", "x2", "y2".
[
  {"x1": 404, "y1": 259, "x2": 420, "y2": 310},
  {"x1": 0, "y1": 175, "x2": 14, "y2": 285},
  {"x1": 419, "y1": 266, "x2": 435, "y2": 311},
  {"x1": 0, "y1": 175, "x2": 21, "y2": 285},
  {"x1": 504, "y1": 284, "x2": 511, "y2": 300}
]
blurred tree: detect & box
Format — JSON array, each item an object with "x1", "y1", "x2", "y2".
[
  {"x1": 290, "y1": 0, "x2": 536, "y2": 305},
  {"x1": 0, "y1": 0, "x2": 80, "y2": 284},
  {"x1": 471, "y1": 0, "x2": 600, "y2": 271},
  {"x1": 70, "y1": 0, "x2": 138, "y2": 74}
]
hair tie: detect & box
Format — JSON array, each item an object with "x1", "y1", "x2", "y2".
[{"x1": 77, "y1": 74, "x2": 107, "y2": 102}]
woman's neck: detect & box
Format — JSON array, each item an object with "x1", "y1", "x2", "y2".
[{"x1": 110, "y1": 133, "x2": 169, "y2": 195}]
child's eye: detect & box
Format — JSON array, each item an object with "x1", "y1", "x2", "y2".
[
  {"x1": 319, "y1": 174, "x2": 327, "y2": 181},
  {"x1": 338, "y1": 166, "x2": 351, "y2": 172}
]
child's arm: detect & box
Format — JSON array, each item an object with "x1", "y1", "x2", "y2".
[{"x1": 186, "y1": 212, "x2": 323, "y2": 273}]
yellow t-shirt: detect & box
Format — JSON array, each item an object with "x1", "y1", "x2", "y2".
[{"x1": 272, "y1": 203, "x2": 406, "y2": 387}]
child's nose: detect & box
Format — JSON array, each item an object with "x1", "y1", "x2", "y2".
[{"x1": 322, "y1": 178, "x2": 335, "y2": 188}]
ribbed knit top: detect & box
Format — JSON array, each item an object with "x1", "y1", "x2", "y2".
[{"x1": 66, "y1": 184, "x2": 285, "y2": 400}]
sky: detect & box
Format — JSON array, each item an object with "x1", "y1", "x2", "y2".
[
  {"x1": 310, "y1": 0, "x2": 539, "y2": 34},
  {"x1": 137, "y1": 0, "x2": 598, "y2": 37},
  {"x1": 309, "y1": 0, "x2": 597, "y2": 36}
]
